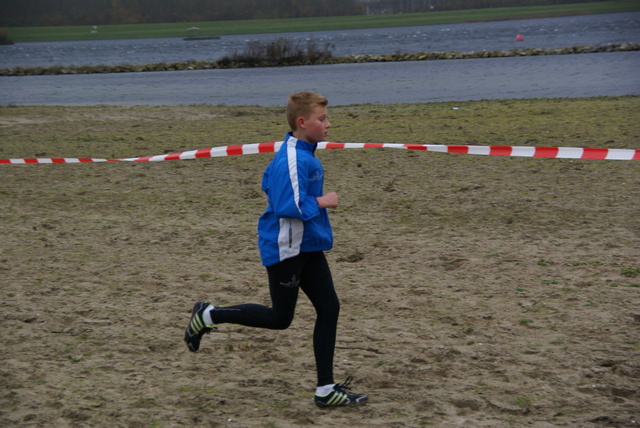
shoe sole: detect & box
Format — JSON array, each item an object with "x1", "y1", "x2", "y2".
[{"x1": 315, "y1": 397, "x2": 368, "y2": 408}]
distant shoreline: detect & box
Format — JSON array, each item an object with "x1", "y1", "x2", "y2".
[
  {"x1": 6, "y1": 1, "x2": 640, "y2": 43},
  {"x1": 2, "y1": 43, "x2": 637, "y2": 77}
]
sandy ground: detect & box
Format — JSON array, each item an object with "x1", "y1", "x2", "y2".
[{"x1": 0, "y1": 100, "x2": 639, "y2": 427}]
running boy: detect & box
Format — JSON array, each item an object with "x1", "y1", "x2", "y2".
[{"x1": 184, "y1": 91, "x2": 368, "y2": 408}]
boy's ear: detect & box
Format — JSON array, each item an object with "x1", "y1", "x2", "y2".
[{"x1": 296, "y1": 115, "x2": 306, "y2": 129}]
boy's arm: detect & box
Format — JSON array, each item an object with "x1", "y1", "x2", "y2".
[{"x1": 268, "y1": 156, "x2": 322, "y2": 221}]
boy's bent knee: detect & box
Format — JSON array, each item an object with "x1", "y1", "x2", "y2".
[{"x1": 271, "y1": 316, "x2": 294, "y2": 330}]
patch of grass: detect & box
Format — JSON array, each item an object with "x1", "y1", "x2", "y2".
[
  {"x1": 556, "y1": 407, "x2": 585, "y2": 416},
  {"x1": 607, "y1": 280, "x2": 640, "y2": 288},
  {"x1": 177, "y1": 385, "x2": 222, "y2": 394},
  {"x1": 571, "y1": 260, "x2": 602, "y2": 267},
  {"x1": 199, "y1": 273, "x2": 212, "y2": 281},
  {"x1": 620, "y1": 266, "x2": 640, "y2": 278},
  {"x1": 516, "y1": 396, "x2": 532, "y2": 408}
]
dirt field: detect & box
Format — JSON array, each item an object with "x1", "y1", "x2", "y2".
[{"x1": 1, "y1": 97, "x2": 638, "y2": 427}]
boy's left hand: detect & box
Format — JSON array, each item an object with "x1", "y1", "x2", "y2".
[{"x1": 317, "y1": 192, "x2": 338, "y2": 208}]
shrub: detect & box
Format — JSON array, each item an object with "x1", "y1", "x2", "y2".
[
  {"x1": 221, "y1": 37, "x2": 334, "y2": 67},
  {"x1": 0, "y1": 29, "x2": 14, "y2": 45}
]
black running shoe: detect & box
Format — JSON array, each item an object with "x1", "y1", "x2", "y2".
[
  {"x1": 184, "y1": 301, "x2": 215, "y2": 352},
  {"x1": 314, "y1": 376, "x2": 368, "y2": 408}
]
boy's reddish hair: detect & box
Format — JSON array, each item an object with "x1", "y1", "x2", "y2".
[{"x1": 286, "y1": 92, "x2": 329, "y2": 131}]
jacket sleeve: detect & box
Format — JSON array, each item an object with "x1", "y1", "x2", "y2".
[{"x1": 267, "y1": 150, "x2": 320, "y2": 221}]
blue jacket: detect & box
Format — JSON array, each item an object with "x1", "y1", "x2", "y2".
[{"x1": 258, "y1": 133, "x2": 333, "y2": 266}]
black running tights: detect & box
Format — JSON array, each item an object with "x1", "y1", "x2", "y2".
[{"x1": 209, "y1": 251, "x2": 340, "y2": 387}]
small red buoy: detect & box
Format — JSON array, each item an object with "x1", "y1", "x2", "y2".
[{"x1": 516, "y1": 34, "x2": 524, "y2": 42}]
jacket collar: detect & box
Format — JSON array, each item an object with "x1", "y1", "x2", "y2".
[{"x1": 286, "y1": 132, "x2": 317, "y2": 153}]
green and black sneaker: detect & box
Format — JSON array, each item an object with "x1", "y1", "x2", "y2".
[
  {"x1": 184, "y1": 301, "x2": 215, "y2": 352},
  {"x1": 314, "y1": 376, "x2": 368, "y2": 408}
]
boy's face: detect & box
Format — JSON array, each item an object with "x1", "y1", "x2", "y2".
[{"x1": 296, "y1": 105, "x2": 330, "y2": 144}]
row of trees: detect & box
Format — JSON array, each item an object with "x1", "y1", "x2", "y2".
[
  {"x1": 364, "y1": 0, "x2": 608, "y2": 14},
  {"x1": 1, "y1": 0, "x2": 364, "y2": 26},
  {"x1": 1, "y1": 0, "x2": 610, "y2": 27}
]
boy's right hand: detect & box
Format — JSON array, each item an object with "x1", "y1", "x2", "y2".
[{"x1": 317, "y1": 192, "x2": 338, "y2": 208}]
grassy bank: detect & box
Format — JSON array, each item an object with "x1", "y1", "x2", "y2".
[
  {"x1": 1, "y1": 96, "x2": 638, "y2": 159},
  {"x1": 6, "y1": 0, "x2": 640, "y2": 43}
]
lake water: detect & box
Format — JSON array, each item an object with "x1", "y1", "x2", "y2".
[
  {"x1": 1, "y1": 12, "x2": 639, "y2": 68},
  {"x1": 0, "y1": 12, "x2": 638, "y2": 106},
  {"x1": 2, "y1": 51, "x2": 637, "y2": 106}
]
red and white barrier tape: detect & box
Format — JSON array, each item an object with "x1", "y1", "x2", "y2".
[{"x1": 1, "y1": 142, "x2": 638, "y2": 164}]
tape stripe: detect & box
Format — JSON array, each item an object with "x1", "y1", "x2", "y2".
[
  {"x1": 534, "y1": 147, "x2": 558, "y2": 158},
  {"x1": 1, "y1": 143, "x2": 638, "y2": 164}
]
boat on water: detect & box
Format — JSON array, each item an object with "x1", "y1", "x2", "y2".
[
  {"x1": 184, "y1": 35, "x2": 221, "y2": 41},
  {"x1": 184, "y1": 27, "x2": 220, "y2": 41}
]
